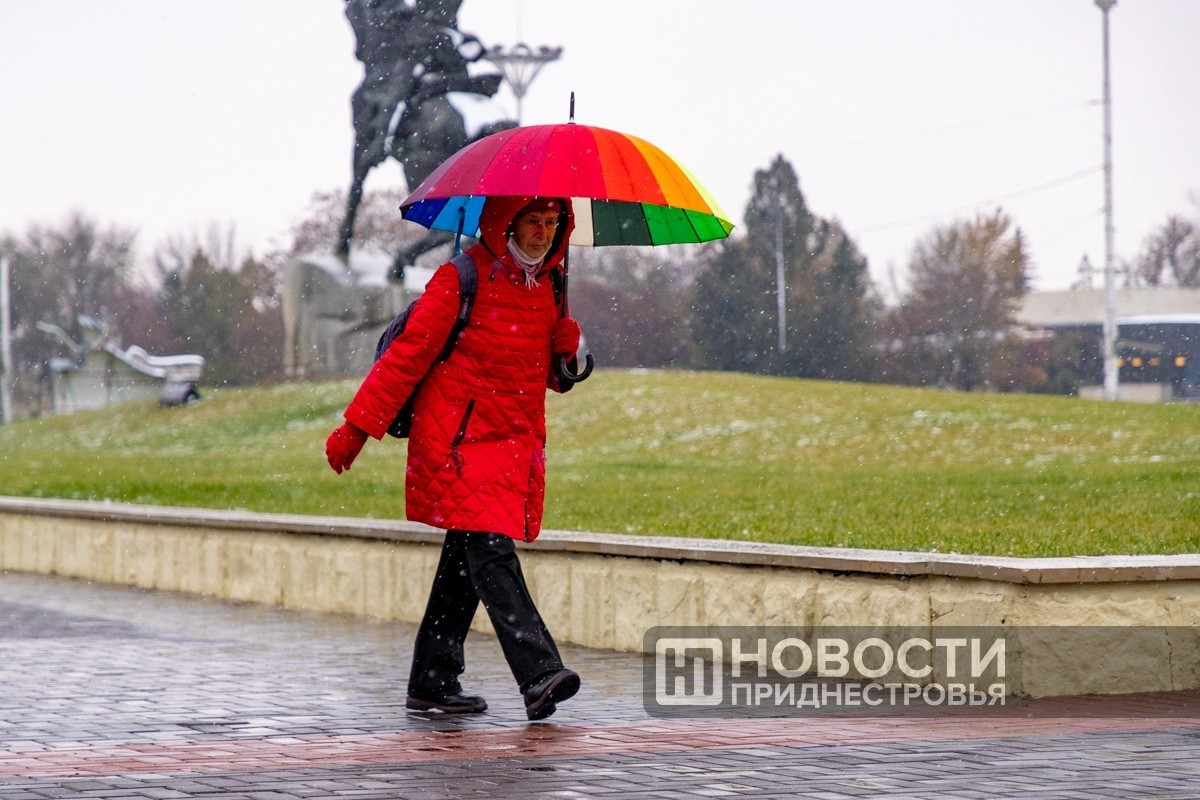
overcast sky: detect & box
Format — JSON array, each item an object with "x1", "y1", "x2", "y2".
[{"x1": 2, "y1": 0, "x2": 1198, "y2": 294}]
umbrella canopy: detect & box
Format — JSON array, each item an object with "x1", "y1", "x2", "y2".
[{"x1": 400, "y1": 123, "x2": 734, "y2": 247}]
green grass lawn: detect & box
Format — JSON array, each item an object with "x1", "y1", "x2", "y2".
[{"x1": 1, "y1": 370, "x2": 1198, "y2": 557}]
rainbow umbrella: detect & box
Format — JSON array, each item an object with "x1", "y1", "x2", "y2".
[{"x1": 400, "y1": 122, "x2": 734, "y2": 247}]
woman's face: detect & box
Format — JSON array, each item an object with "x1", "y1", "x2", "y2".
[{"x1": 511, "y1": 208, "x2": 560, "y2": 260}]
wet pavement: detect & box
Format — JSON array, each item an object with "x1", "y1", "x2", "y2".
[{"x1": 0, "y1": 571, "x2": 1198, "y2": 799}]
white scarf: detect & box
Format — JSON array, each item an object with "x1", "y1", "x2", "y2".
[{"x1": 506, "y1": 238, "x2": 544, "y2": 287}]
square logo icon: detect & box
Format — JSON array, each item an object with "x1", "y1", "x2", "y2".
[{"x1": 655, "y1": 637, "x2": 723, "y2": 706}]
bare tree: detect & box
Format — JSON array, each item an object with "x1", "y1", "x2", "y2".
[
  {"x1": 270, "y1": 188, "x2": 422, "y2": 271},
  {"x1": 0, "y1": 213, "x2": 136, "y2": 413},
  {"x1": 568, "y1": 246, "x2": 701, "y2": 368},
  {"x1": 149, "y1": 222, "x2": 248, "y2": 285},
  {"x1": 888, "y1": 210, "x2": 1032, "y2": 391},
  {"x1": 1132, "y1": 212, "x2": 1200, "y2": 288}
]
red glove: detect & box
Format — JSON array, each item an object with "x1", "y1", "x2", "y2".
[
  {"x1": 326, "y1": 422, "x2": 369, "y2": 474},
  {"x1": 552, "y1": 317, "x2": 582, "y2": 356}
]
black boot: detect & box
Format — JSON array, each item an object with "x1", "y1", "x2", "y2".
[
  {"x1": 406, "y1": 691, "x2": 488, "y2": 714},
  {"x1": 523, "y1": 668, "x2": 580, "y2": 720}
]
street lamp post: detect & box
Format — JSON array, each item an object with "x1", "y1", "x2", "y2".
[
  {"x1": 775, "y1": 203, "x2": 787, "y2": 354},
  {"x1": 0, "y1": 257, "x2": 12, "y2": 424},
  {"x1": 1096, "y1": 0, "x2": 1119, "y2": 400},
  {"x1": 484, "y1": 43, "x2": 563, "y2": 124}
]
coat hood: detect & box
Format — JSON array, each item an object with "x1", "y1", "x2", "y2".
[{"x1": 477, "y1": 196, "x2": 575, "y2": 272}]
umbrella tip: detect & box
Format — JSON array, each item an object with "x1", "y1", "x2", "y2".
[{"x1": 569, "y1": 91, "x2": 575, "y2": 123}]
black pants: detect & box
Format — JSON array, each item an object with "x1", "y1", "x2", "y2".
[{"x1": 408, "y1": 530, "x2": 564, "y2": 697}]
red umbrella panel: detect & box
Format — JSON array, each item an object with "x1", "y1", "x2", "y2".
[{"x1": 400, "y1": 123, "x2": 734, "y2": 247}]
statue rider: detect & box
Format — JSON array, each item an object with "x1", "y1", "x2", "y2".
[{"x1": 338, "y1": 0, "x2": 509, "y2": 280}]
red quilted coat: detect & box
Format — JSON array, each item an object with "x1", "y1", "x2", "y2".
[{"x1": 342, "y1": 195, "x2": 575, "y2": 541}]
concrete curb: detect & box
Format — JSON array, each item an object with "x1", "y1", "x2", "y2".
[{"x1": 2, "y1": 495, "x2": 1197, "y2": 584}]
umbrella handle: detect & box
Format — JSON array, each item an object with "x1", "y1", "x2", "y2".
[
  {"x1": 555, "y1": 353, "x2": 594, "y2": 384},
  {"x1": 453, "y1": 207, "x2": 466, "y2": 255},
  {"x1": 552, "y1": 245, "x2": 592, "y2": 383}
]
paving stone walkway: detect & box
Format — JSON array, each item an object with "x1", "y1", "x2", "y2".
[{"x1": 0, "y1": 571, "x2": 1198, "y2": 799}]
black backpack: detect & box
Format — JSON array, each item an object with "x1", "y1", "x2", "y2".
[{"x1": 374, "y1": 252, "x2": 477, "y2": 438}]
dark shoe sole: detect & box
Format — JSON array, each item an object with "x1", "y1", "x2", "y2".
[
  {"x1": 525, "y1": 671, "x2": 581, "y2": 721},
  {"x1": 406, "y1": 696, "x2": 487, "y2": 714}
]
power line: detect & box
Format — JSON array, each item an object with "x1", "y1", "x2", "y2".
[
  {"x1": 855, "y1": 165, "x2": 1103, "y2": 235},
  {"x1": 1040, "y1": 207, "x2": 1105, "y2": 250},
  {"x1": 695, "y1": 98, "x2": 1100, "y2": 178},
  {"x1": 795, "y1": 99, "x2": 1101, "y2": 156}
]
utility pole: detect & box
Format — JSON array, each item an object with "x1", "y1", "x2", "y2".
[
  {"x1": 1, "y1": 256, "x2": 13, "y2": 424},
  {"x1": 1097, "y1": 0, "x2": 1119, "y2": 400}
]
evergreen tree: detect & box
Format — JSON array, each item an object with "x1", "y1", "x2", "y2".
[
  {"x1": 160, "y1": 251, "x2": 282, "y2": 386},
  {"x1": 807, "y1": 223, "x2": 879, "y2": 381},
  {"x1": 690, "y1": 155, "x2": 879, "y2": 381},
  {"x1": 691, "y1": 155, "x2": 817, "y2": 374},
  {"x1": 689, "y1": 240, "x2": 767, "y2": 372}
]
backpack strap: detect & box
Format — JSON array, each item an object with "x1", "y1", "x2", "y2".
[
  {"x1": 548, "y1": 268, "x2": 565, "y2": 319},
  {"x1": 436, "y1": 251, "x2": 478, "y2": 362}
]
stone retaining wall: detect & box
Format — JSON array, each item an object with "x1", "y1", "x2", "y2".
[{"x1": 2, "y1": 496, "x2": 1198, "y2": 698}]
